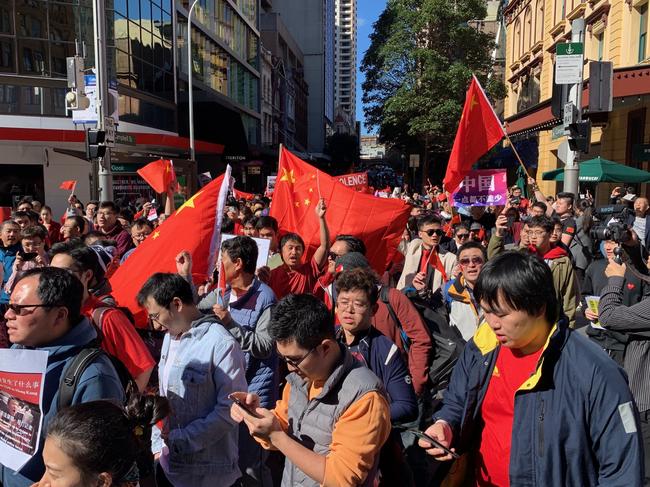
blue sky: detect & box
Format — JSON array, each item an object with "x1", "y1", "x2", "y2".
[{"x1": 356, "y1": 0, "x2": 387, "y2": 135}]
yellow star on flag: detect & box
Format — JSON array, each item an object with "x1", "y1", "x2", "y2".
[
  {"x1": 152, "y1": 231, "x2": 161, "y2": 240},
  {"x1": 295, "y1": 201, "x2": 301, "y2": 207},
  {"x1": 280, "y1": 168, "x2": 296, "y2": 184},
  {"x1": 176, "y1": 190, "x2": 203, "y2": 215},
  {"x1": 308, "y1": 188, "x2": 314, "y2": 193},
  {"x1": 165, "y1": 161, "x2": 172, "y2": 173},
  {"x1": 304, "y1": 198, "x2": 311, "y2": 206},
  {"x1": 469, "y1": 95, "x2": 478, "y2": 111}
]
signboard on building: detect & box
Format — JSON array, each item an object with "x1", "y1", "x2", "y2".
[{"x1": 555, "y1": 43, "x2": 584, "y2": 85}]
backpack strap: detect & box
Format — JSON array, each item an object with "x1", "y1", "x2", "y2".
[
  {"x1": 379, "y1": 286, "x2": 411, "y2": 351},
  {"x1": 57, "y1": 347, "x2": 104, "y2": 410}
]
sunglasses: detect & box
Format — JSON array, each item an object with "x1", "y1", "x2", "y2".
[
  {"x1": 421, "y1": 228, "x2": 444, "y2": 237},
  {"x1": 459, "y1": 257, "x2": 484, "y2": 266},
  {"x1": 6, "y1": 303, "x2": 61, "y2": 316},
  {"x1": 456, "y1": 233, "x2": 470, "y2": 239},
  {"x1": 278, "y1": 346, "x2": 317, "y2": 368}
]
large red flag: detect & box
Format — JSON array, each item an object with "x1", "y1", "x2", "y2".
[
  {"x1": 270, "y1": 147, "x2": 411, "y2": 272},
  {"x1": 110, "y1": 168, "x2": 232, "y2": 326},
  {"x1": 443, "y1": 75, "x2": 505, "y2": 194},
  {"x1": 137, "y1": 159, "x2": 176, "y2": 194}
]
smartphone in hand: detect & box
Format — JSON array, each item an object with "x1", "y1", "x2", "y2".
[
  {"x1": 228, "y1": 393, "x2": 262, "y2": 418},
  {"x1": 408, "y1": 428, "x2": 460, "y2": 459}
]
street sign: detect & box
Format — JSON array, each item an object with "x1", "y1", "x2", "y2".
[
  {"x1": 555, "y1": 42, "x2": 584, "y2": 85},
  {"x1": 104, "y1": 116, "x2": 115, "y2": 148},
  {"x1": 563, "y1": 102, "x2": 577, "y2": 131},
  {"x1": 409, "y1": 154, "x2": 420, "y2": 168},
  {"x1": 557, "y1": 141, "x2": 570, "y2": 165}
]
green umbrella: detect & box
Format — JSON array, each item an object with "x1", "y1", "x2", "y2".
[{"x1": 542, "y1": 157, "x2": 650, "y2": 183}]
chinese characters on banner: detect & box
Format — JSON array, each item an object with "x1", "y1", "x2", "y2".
[
  {"x1": 451, "y1": 169, "x2": 507, "y2": 207},
  {"x1": 337, "y1": 172, "x2": 369, "y2": 192},
  {"x1": 0, "y1": 349, "x2": 48, "y2": 472}
]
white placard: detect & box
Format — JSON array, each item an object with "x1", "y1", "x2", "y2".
[
  {"x1": 221, "y1": 234, "x2": 270, "y2": 270},
  {"x1": 0, "y1": 349, "x2": 49, "y2": 472}
]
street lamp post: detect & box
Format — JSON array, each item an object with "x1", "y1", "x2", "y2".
[{"x1": 187, "y1": 0, "x2": 199, "y2": 161}]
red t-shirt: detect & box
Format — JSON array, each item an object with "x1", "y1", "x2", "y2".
[
  {"x1": 82, "y1": 296, "x2": 156, "y2": 379},
  {"x1": 269, "y1": 257, "x2": 323, "y2": 300},
  {"x1": 477, "y1": 345, "x2": 544, "y2": 487}
]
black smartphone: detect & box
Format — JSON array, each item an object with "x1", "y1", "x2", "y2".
[
  {"x1": 407, "y1": 428, "x2": 460, "y2": 459},
  {"x1": 228, "y1": 393, "x2": 261, "y2": 418},
  {"x1": 18, "y1": 251, "x2": 38, "y2": 261}
]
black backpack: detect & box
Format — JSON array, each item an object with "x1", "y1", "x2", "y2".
[
  {"x1": 380, "y1": 286, "x2": 465, "y2": 396},
  {"x1": 57, "y1": 342, "x2": 137, "y2": 410}
]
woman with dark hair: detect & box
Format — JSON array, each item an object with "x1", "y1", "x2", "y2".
[{"x1": 34, "y1": 394, "x2": 168, "y2": 487}]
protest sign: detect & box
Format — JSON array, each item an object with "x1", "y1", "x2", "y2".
[
  {"x1": 221, "y1": 234, "x2": 270, "y2": 270},
  {"x1": 452, "y1": 169, "x2": 507, "y2": 207},
  {"x1": 337, "y1": 172, "x2": 369, "y2": 192},
  {"x1": 0, "y1": 349, "x2": 48, "y2": 472},
  {"x1": 265, "y1": 176, "x2": 277, "y2": 197}
]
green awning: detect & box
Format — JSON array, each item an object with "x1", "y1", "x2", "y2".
[{"x1": 542, "y1": 157, "x2": 650, "y2": 183}]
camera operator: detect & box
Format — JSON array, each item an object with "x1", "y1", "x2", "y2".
[
  {"x1": 591, "y1": 257, "x2": 650, "y2": 486},
  {"x1": 508, "y1": 185, "x2": 529, "y2": 217}
]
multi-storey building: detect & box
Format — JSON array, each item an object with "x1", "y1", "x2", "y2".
[
  {"x1": 0, "y1": 0, "x2": 262, "y2": 213},
  {"x1": 260, "y1": 9, "x2": 309, "y2": 153},
  {"x1": 504, "y1": 0, "x2": 650, "y2": 199},
  {"x1": 334, "y1": 0, "x2": 356, "y2": 134},
  {"x1": 271, "y1": 0, "x2": 335, "y2": 156}
]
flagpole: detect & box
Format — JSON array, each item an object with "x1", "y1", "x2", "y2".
[
  {"x1": 502, "y1": 130, "x2": 531, "y2": 179},
  {"x1": 70, "y1": 181, "x2": 77, "y2": 198}
]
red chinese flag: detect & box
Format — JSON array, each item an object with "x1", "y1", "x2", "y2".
[
  {"x1": 110, "y1": 176, "x2": 225, "y2": 326},
  {"x1": 443, "y1": 75, "x2": 505, "y2": 194},
  {"x1": 234, "y1": 188, "x2": 255, "y2": 200},
  {"x1": 137, "y1": 159, "x2": 176, "y2": 194},
  {"x1": 270, "y1": 147, "x2": 411, "y2": 272},
  {"x1": 59, "y1": 180, "x2": 76, "y2": 191}
]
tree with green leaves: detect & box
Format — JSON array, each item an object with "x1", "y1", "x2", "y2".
[{"x1": 361, "y1": 0, "x2": 506, "y2": 187}]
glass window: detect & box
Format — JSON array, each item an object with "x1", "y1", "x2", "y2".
[
  {"x1": 17, "y1": 1, "x2": 47, "y2": 39},
  {"x1": 129, "y1": 20, "x2": 141, "y2": 58},
  {"x1": 115, "y1": 0, "x2": 127, "y2": 16},
  {"x1": 128, "y1": 0, "x2": 139, "y2": 20},
  {"x1": 50, "y1": 41, "x2": 74, "y2": 76},
  {"x1": 1, "y1": 1, "x2": 13, "y2": 35},
  {"x1": 49, "y1": 3, "x2": 76, "y2": 42},
  {"x1": 141, "y1": 27, "x2": 153, "y2": 63},
  {"x1": 140, "y1": 0, "x2": 151, "y2": 22},
  {"x1": 0, "y1": 37, "x2": 13, "y2": 72},
  {"x1": 19, "y1": 39, "x2": 47, "y2": 74}
]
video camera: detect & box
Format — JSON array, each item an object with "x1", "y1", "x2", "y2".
[{"x1": 590, "y1": 205, "x2": 633, "y2": 244}]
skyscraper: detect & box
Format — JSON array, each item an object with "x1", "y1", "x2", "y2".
[{"x1": 334, "y1": 0, "x2": 357, "y2": 134}]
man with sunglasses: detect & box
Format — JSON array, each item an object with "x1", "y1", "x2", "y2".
[
  {"x1": 230, "y1": 293, "x2": 391, "y2": 487},
  {"x1": 440, "y1": 223, "x2": 471, "y2": 255},
  {"x1": 397, "y1": 214, "x2": 457, "y2": 297},
  {"x1": 1, "y1": 267, "x2": 124, "y2": 487},
  {"x1": 443, "y1": 242, "x2": 487, "y2": 341}
]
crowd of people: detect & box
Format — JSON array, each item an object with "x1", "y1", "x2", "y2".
[{"x1": 0, "y1": 176, "x2": 648, "y2": 487}]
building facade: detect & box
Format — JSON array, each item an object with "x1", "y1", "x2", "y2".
[
  {"x1": 334, "y1": 0, "x2": 356, "y2": 134},
  {"x1": 0, "y1": 0, "x2": 263, "y2": 213},
  {"x1": 260, "y1": 10, "x2": 309, "y2": 153},
  {"x1": 271, "y1": 0, "x2": 335, "y2": 156},
  {"x1": 504, "y1": 0, "x2": 650, "y2": 200}
]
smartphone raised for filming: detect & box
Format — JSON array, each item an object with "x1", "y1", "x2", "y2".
[
  {"x1": 407, "y1": 428, "x2": 460, "y2": 459},
  {"x1": 228, "y1": 393, "x2": 262, "y2": 418}
]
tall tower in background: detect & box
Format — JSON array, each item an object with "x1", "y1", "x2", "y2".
[{"x1": 334, "y1": 0, "x2": 357, "y2": 135}]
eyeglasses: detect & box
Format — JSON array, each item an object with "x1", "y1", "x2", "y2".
[
  {"x1": 528, "y1": 230, "x2": 548, "y2": 237},
  {"x1": 148, "y1": 312, "x2": 163, "y2": 326},
  {"x1": 421, "y1": 228, "x2": 444, "y2": 237},
  {"x1": 459, "y1": 257, "x2": 484, "y2": 266},
  {"x1": 278, "y1": 346, "x2": 317, "y2": 368},
  {"x1": 456, "y1": 233, "x2": 470, "y2": 239},
  {"x1": 6, "y1": 303, "x2": 61, "y2": 316},
  {"x1": 336, "y1": 300, "x2": 370, "y2": 312}
]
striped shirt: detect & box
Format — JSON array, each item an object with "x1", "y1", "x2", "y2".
[{"x1": 599, "y1": 276, "x2": 650, "y2": 412}]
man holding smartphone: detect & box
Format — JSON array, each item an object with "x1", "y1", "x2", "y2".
[{"x1": 419, "y1": 252, "x2": 643, "y2": 485}]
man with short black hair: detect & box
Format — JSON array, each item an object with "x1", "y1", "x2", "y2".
[
  {"x1": 61, "y1": 215, "x2": 86, "y2": 240},
  {"x1": 255, "y1": 215, "x2": 283, "y2": 269},
  {"x1": 120, "y1": 218, "x2": 154, "y2": 263},
  {"x1": 231, "y1": 294, "x2": 391, "y2": 487},
  {"x1": 1, "y1": 267, "x2": 124, "y2": 487},
  {"x1": 96, "y1": 201, "x2": 132, "y2": 257},
  {"x1": 397, "y1": 214, "x2": 457, "y2": 296},
  {"x1": 420, "y1": 252, "x2": 643, "y2": 486},
  {"x1": 12, "y1": 210, "x2": 36, "y2": 231},
  {"x1": 196, "y1": 235, "x2": 277, "y2": 487}
]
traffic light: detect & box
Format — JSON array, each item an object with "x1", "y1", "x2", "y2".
[
  {"x1": 567, "y1": 119, "x2": 592, "y2": 154},
  {"x1": 86, "y1": 129, "x2": 107, "y2": 159}
]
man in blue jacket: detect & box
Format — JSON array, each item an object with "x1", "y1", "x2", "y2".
[
  {"x1": 0, "y1": 220, "x2": 21, "y2": 348},
  {"x1": 1, "y1": 267, "x2": 124, "y2": 487},
  {"x1": 420, "y1": 251, "x2": 644, "y2": 486},
  {"x1": 198, "y1": 236, "x2": 277, "y2": 487}
]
